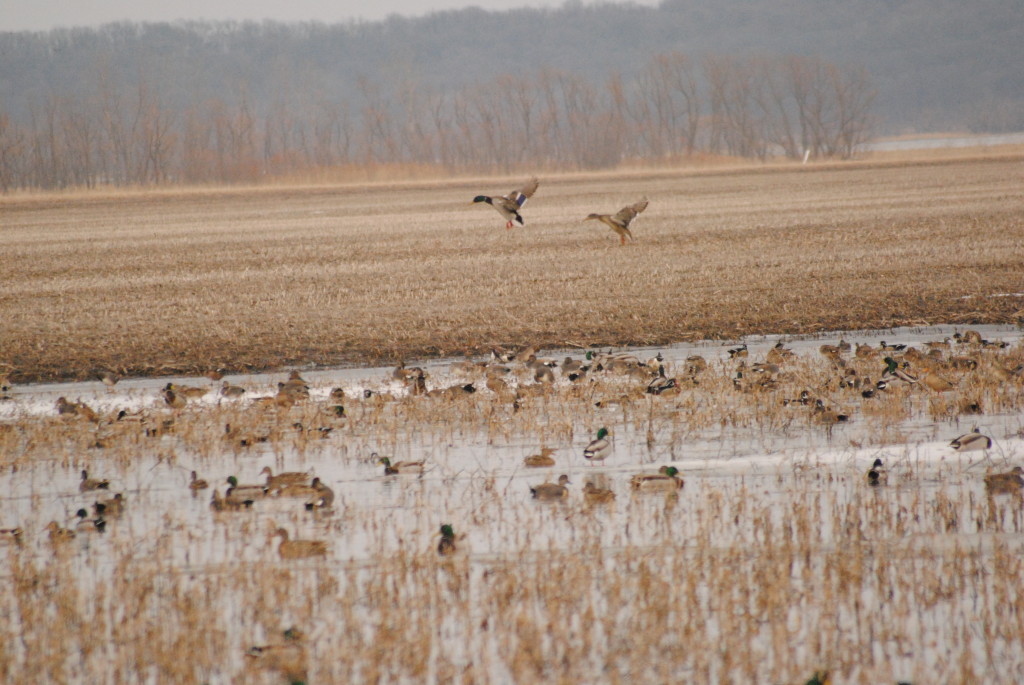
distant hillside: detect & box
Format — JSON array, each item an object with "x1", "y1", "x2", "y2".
[
  {"x1": 0, "y1": 0, "x2": 1020, "y2": 188},
  {"x1": 2, "y1": 0, "x2": 1020, "y2": 132}
]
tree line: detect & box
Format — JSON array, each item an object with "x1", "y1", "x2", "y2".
[{"x1": 0, "y1": 51, "x2": 873, "y2": 191}]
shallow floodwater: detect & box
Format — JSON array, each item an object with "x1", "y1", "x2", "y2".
[
  {"x1": 2, "y1": 324, "x2": 1023, "y2": 683},
  {"x1": 2, "y1": 324, "x2": 1023, "y2": 559}
]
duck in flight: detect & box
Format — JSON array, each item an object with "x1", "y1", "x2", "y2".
[
  {"x1": 472, "y1": 177, "x2": 539, "y2": 229},
  {"x1": 583, "y1": 198, "x2": 648, "y2": 245}
]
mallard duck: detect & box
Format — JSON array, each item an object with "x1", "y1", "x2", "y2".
[
  {"x1": 920, "y1": 371, "x2": 955, "y2": 392},
  {"x1": 210, "y1": 489, "x2": 253, "y2": 511},
  {"x1": 94, "y1": 493, "x2": 125, "y2": 516},
  {"x1": 393, "y1": 361, "x2": 426, "y2": 384},
  {"x1": 472, "y1": 177, "x2": 539, "y2": 229},
  {"x1": 646, "y1": 367, "x2": 678, "y2": 396},
  {"x1": 162, "y1": 387, "x2": 187, "y2": 409},
  {"x1": 765, "y1": 344, "x2": 793, "y2": 365},
  {"x1": 46, "y1": 521, "x2": 76, "y2": 542},
  {"x1": 437, "y1": 524, "x2": 457, "y2": 556},
  {"x1": 783, "y1": 390, "x2": 814, "y2": 407},
  {"x1": 375, "y1": 455, "x2": 425, "y2": 475},
  {"x1": 950, "y1": 428, "x2": 992, "y2": 451},
  {"x1": 189, "y1": 470, "x2": 209, "y2": 491},
  {"x1": 220, "y1": 380, "x2": 246, "y2": 398},
  {"x1": 273, "y1": 528, "x2": 327, "y2": 559},
  {"x1": 486, "y1": 375, "x2": 512, "y2": 398},
  {"x1": 561, "y1": 356, "x2": 586, "y2": 375},
  {"x1": 56, "y1": 397, "x2": 99, "y2": 421},
  {"x1": 245, "y1": 628, "x2": 307, "y2": 681},
  {"x1": 583, "y1": 198, "x2": 648, "y2": 245},
  {"x1": 866, "y1": 458, "x2": 887, "y2": 486},
  {"x1": 812, "y1": 399, "x2": 848, "y2": 424},
  {"x1": 984, "y1": 467, "x2": 1024, "y2": 495},
  {"x1": 530, "y1": 474, "x2": 570, "y2": 500},
  {"x1": 524, "y1": 447, "x2": 556, "y2": 468},
  {"x1": 819, "y1": 344, "x2": 843, "y2": 362},
  {"x1": 855, "y1": 343, "x2": 879, "y2": 359},
  {"x1": 55, "y1": 396, "x2": 76, "y2": 415},
  {"x1": 685, "y1": 355, "x2": 708, "y2": 376},
  {"x1": 583, "y1": 481, "x2": 616, "y2": 504},
  {"x1": 226, "y1": 475, "x2": 269, "y2": 501},
  {"x1": 987, "y1": 361, "x2": 1023, "y2": 383},
  {"x1": 728, "y1": 344, "x2": 748, "y2": 359},
  {"x1": 0, "y1": 527, "x2": 22, "y2": 546},
  {"x1": 75, "y1": 508, "x2": 106, "y2": 533},
  {"x1": 276, "y1": 380, "x2": 309, "y2": 401},
  {"x1": 956, "y1": 329, "x2": 984, "y2": 345},
  {"x1": 533, "y1": 364, "x2": 555, "y2": 384},
  {"x1": 273, "y1": 477, "x2": 323, "y2": 499},
  {"x1": 583, "y1": 428, "x2": 611, "y2": 464},
  {"x1": 79, "y1": 469, "x2": 110, "y2": 492},
  {"x1": 260, "y1": 466, "x2": 313, "y2": 489},
  {"x1": 427, "y1": 382, "x2": 476, "y2": 400},
  {"x1": 949, "y1": 356, "x2": 978, "y2": 370},
  {"x1": 304, "y1": 479, "x2": 335, "y2": 510},
  {"x1": 630, "y1": 466, "x2": 684, "y2": 491},
  {"x1": 165, "y1": 382, "x2": 208, "y2": 399},
  {"x1": 882, "y1": 357, "x2": 918, "y2": 384}
]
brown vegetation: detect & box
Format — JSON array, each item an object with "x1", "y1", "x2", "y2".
[
  {"x1": 0, "y1": 318, "x2": 1022, "y2": 682},
  {"x1": 1, "y1": 152, "x2": 1023, "y2": 384}
]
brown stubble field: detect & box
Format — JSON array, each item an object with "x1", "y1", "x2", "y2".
[{"x1": 1, "y1": 151, "x2": 1023, "y2": 383}]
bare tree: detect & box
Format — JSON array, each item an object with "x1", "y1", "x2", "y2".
[{"x1": 0, "y1": 112, "x2": 26, "y2": 191}]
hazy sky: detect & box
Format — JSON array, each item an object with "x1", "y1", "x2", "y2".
[{"x1": 0, "y1": 0, "x2": 659, "y2": 31}]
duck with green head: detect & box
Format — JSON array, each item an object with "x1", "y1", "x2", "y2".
[
  {"x1": 226, "y1": 475, "x2": 269, "y2": 502},
  {"x1": 630, "y1": 466, "x2": 684, "y2": 491},
  {"x1": 583, "y1": 428, "x2": 611, "y2": 464},
  {"x1": 375, "y1": 454, "x2": 425, "y2": 475},
  {"x1": 437, "y1": 524, "x2": 457, "y2": 556},
  {"x1": 882, "y1": 357, "x2": 918, "y2": 384},
  {"x1": 472, "y1": 177, "x2": 539, "y2": 229}
]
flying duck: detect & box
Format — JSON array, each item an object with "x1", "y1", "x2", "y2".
[
  {"x1": 472, "y1": 177, "x2": 539, "y2": 229},
  {"x1": 583, "y1": 198, "x2": 648, "y2": 245}
]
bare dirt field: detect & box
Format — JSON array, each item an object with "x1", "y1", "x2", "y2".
[{"x1": 2, "y1": 151, "x2": 1023, "y2": 382}]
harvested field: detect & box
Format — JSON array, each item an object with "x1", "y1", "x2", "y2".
[{"x1": 1, "y1": 153, "x2": 1023, "y2": 383}]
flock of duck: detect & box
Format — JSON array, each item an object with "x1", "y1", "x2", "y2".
[
  {"x1": 298, "y1": 332, "x2": 1022, "y2": 526},
  {"x1": 472, "y1": 176, "x2": 648, "y2": 245},
  {"x1": 6, "y1": 328, "x2": 1023, "y2": 557},
  {"x1": 23, "y1": 460, "x2": 336, "y2": 558}
]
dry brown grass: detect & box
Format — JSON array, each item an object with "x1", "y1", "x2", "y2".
[
  {"x1": 0, "y1": 321, "x2": 1023, "y2": 681},
  {"x1": 1, "y1": 152, "x2": 1022, "y2": 383}
]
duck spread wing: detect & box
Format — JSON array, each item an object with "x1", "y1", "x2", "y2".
[
  {"x1": 612, "y1": 198, "x2": 648, "y2": 226},
  {"x1": 508, "y1": 177, "x2": 539, "y2": 208}
]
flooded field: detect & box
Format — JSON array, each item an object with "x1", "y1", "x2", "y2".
[{"x1": 1, "y1": 324, "x2": 1023, "y2": 683}]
